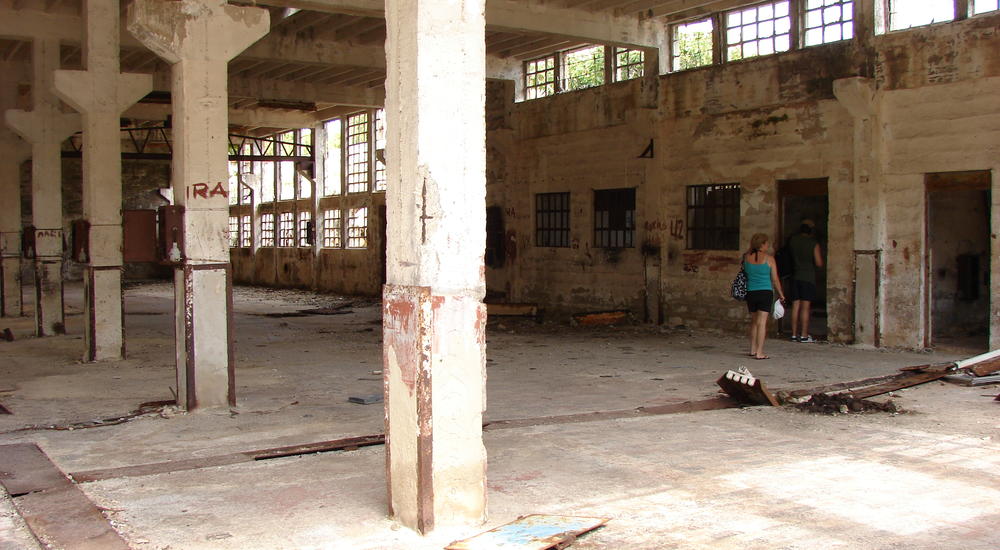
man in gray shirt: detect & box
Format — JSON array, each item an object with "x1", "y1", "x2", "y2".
[{"x1": 788, "y1": 219, "x2": 823, "y2": 342}]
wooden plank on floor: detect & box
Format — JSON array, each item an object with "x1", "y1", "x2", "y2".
[
  {"x1": 849, "y1": 370, "x2": 949, "y2": 400},
  {"x1": 14, "y1": 485, "x2": 129, "y2": 550},
  {"x1": 0, "y1": 444, "x2": 72, "y2": 496}
]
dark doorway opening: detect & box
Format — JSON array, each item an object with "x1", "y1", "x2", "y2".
[
  {"x1": 925, "y1": 171, "x2": 991, "y2": 352},
  {"x1": 777, "y1": 179, "x2": 829, "y2": 340}
]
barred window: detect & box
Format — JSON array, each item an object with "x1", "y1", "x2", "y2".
[
  {"x1": 614, "y1": 48, "x2": 644, "y2": 81},
  {"x1": 561, "y1": 45, "x2": 605, "y2": 91},
  {"x1": 228, "y1": 216, "x2": 239, "y2": 248},
  {"x1": 323, "y1": 118, "x2": 343, "y2": 196},
  {"x1": 686, "y1": 184, "x2": 740, "y2": 250},
  {"x1": 594, "y1": 188, "x2": 635, "y2": 249},
  {"x1": 536, "y1": 192, "x2": 570, "y2": 248},
  {"x1": 260, "y1": 213, "x2": 275, "y2": 247},
  {"x1": 525, "y1": 55, "x2": 556, "y2": 100},
  {"x1": 804, "y1": 0, "x2": 853, "y2": 46},
  {"x1": 298, "y1": 211, "x2": 313, "y2": 247},
  {"x1": 374, "y1": 109, "x2": 387, "y2": 192},
  {"x1": 347, "y1": 207, "x2": 368, "y2": 249},
  {"x1": 278, "y1": 212, "x2": 295, "y2": 247},
  {"x1": 240, "y1": 215, "x2": 252, "y2": 248},
  {"x1": 672, "y1": 18, "x2": 715, "y2": 71},
  {"x1": 346, "y1": 112, "x2": 370, "y2": 193},
  {"x1": 725, "y1": 1, "x2": 792, "y2": 61},
  {"x1": 322, "y1": 209, "x2": 342, "y2": 248}
]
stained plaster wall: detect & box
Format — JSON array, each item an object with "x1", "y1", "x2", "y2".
[{"x1": 484, "y1": 12, "x2": 1000, "y2": 348}]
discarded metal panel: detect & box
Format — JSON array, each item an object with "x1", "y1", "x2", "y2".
[
  {"x1": 446, "y1": 514, "x2": 607, "y2": 550},
  {"x1": 15, "y1": 484, "x2": 130, "y2": 550},
  {"x1": 572, "y1": 310, "x2": 627, "y2": 326},
  {"x1": 0, "y1": 444, "x2": 72, "y2": 496},
  {"x1": 487, "y1": 303, "x2": 538, "y2": 317},
  {"x1": 348, "y1": 394, "x2": 383, "y2": 405},
  {"x1": 717, "y1": 370, "x2": 779, "y2": 406},
  {"x1": 122, "y1": 209, "x2": 159, "y2": 263},
  {"x1": 943, "y1": 373, "x2": 1000, "y2": 386}
]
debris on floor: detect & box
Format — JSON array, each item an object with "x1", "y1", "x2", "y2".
[
  {"x1": 1, "y1": 328, "x2": 13, "y2": 342},
  {"x1": 446, "y1": 514, "x2": 607, "y2": 550},
  {"x1": 955, "y1": 349, "x2": 1000, "y2": 377},
  {"x1": 943, "y1": 372, "x2": 1000, "y2": 386},
  {"x1": 348, "y1": 394, "x2": 383, "y2": 405},
  {"x1": 716, "y1": 367, "x2": 779, "y2": 406},
  {"x1": 0, "y1": 402, "x2": 9, "y2": 414},
  {"x1": 794, "y1": 393, "x2": 901, "y2": 415},
  {"x1": 5, "y1": 400, "x2": 175, "y2": 433},
  {"x1": 570, "y1": 310, "x2": 628, "y2": 326},
  {"x1": 486, "y1": 303, "x2": 538, "y2": 317}
]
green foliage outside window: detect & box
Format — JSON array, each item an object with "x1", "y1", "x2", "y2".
[
  {"x1": 675, "y1": 30, "x2": 715, "y2": 70},
  {"x1": 562, "y1": 46, "x2": 605, "y2": 91}
]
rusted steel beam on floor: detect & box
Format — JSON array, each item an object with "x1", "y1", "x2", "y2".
[
  {"x1": 0, "y1": 444, "x2": 72, "y2": 496},
  {"x1": 848, "y1": 370, "x2": 951, "y2": 400},
  {"x1": 717, "y1": 370, "x2": 780, "y2": 406},
  {"x1": 483, "y1": 398, "x2": 739, "y2": 430}
]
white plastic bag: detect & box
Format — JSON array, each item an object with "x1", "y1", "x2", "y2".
[{"x1": 772, "y1": 300, "x2": 785, "y2": 320}]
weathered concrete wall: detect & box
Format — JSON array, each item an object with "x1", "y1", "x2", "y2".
[{"x1": 483, "y1": 12, "x2": 1000, "y2": 349}]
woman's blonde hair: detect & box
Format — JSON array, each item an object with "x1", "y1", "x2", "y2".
[{"x1": 748, "y1": 233, "x2": 769, "y2": 254}]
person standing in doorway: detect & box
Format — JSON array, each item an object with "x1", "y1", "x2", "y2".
[
  {"x1": 789, "y1": 219, "x2": 824, "y2": 342},
  {"x1": 744, "y1": 233, "x2": 785, "y2": 359}
]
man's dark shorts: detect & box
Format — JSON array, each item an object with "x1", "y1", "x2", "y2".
[
  {"x1": 746, "y1": 290, "x2": 774, "y2": 313},
  {"x1": 790, "y1": 280, "x2": 817, "y2": 302}
]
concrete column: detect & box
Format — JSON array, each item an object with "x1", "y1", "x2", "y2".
[
  {"x1": 128, "y1": 0, "x2": 268, "y2": 410},
  {"x1": 4, "y1": 39, "x2": 81, "y2": 336},
  {"x1": 0, "y1": 61, "x2": 30, "y2": 318},
  {"x1": 383, "y1": 0, "x2": 487, "y2": 534},
  {"x1": 53, "y1": 0, "x2": 152, "y2": 361},
  {"x1": 834, "y1": 77, "x2": 883, "y2": 347}
]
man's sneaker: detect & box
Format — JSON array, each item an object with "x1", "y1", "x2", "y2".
[
  {"x1": 790, "y1": 335, "x2": 800, "y2": 342},
  {"x1": 799, "y1": 335, "x2": 816, "y2": 343}
]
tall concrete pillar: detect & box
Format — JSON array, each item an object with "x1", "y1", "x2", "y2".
[
  {"x1": 53, "y1": 0, "x2": 152, "y2": 361},
  {"x1": 383, "y1": 0, "x2": 487, "y2": 534},
  {"x1": 128, "y1": 0, "x2": 268, "y2": 410},
  {"x1": 5, "y1": 39, "x2": 81, "y2": 336},
  {"x1": 0, "y1": 61, "x2": 30, "y2": 318}
]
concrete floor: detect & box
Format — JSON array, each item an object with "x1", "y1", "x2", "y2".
[{"x1": 1, "y1": 281, "x2": 998, "y2": 549}]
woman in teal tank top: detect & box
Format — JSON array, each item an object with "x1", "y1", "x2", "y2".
[{"x1": 743, "y1": 233, "x2": 785, "y2": 360}]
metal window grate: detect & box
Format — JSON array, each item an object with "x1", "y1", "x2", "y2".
[
  {"x1": 536, "y1": 192, "x2": 571, "y2": 248},
  {"x1": 594, "y1": 188, "x2": 635, "y2": 249},
  {"x1": 346, "y1": 112, "x2": 370, "y2": 193},
  {"x1": 525, "y1": 55, "x2": 556, "y2": 100},
  {"x1": 322, "y1": 209, "x2": 342, "y2": 248},
  {"x1": 260, "y1": 213, "x2": 275, "y2": 247},
  {"x1": 614, "y1": 48, "x2": 644, "y2": 81},
  {"x1": 228, "y1": 216, "x2": 239, "y2": 248},
  {"x1": 374, "y1": 109, "x2": 387, "y2": 192},
  {"x1": 686, "y1": 184, "x2": 740, "y2": 250},
  {"x1": 278, "y1": 212, "x2": 295, "y2": 247},
  {"x1": 725, "y1": 1, "x2": 792, "y2": 61},
  {"x1": 804, "y1": 0, "x2": 853, "y2": 46},
  {"x1": 240, "y1": 215, "x2": 252, "y2": 247},
  {"x1": 298, "y1": 211, "x2": 313, "y2": 247},
  {"x1": 347, "y1": 207, "x2": 368, "y2": 249}
]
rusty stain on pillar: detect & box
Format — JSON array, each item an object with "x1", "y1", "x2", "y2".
[
  {"x1": 383, "y1": 0, "x2": 488, "y2": 534},
  {"x1": 4, "y1": 39, "x2": 81, "y2": 336},
  {"x1": 0, "y1": 61, "x2": 30, "y2": 318},
  {"x1": 128, "y1": 0, "x2": 268, "y2": 410},
  {"x1": 53, "y1": 0, "x2": 153, "y2": 362}
]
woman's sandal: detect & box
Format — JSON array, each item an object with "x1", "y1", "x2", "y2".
[{"x1": 754, "y1": 355, "x2": 770, "y2": 360}]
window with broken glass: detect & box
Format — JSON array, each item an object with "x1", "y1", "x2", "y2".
[
  {"x1": 374, "y1": 109, "x2": 387, "y2": 192},
  {"x1": 323, "y1": 118, "x2": 343, "y2": 196},
  {"x1": 322, "y1": 209, "x2": 343, "y2": 248},
  {"x1": 346, "y1": 207, "x2": 368, "y2": 249},
  {"x1": 885, "y1": 0, "x2": 954, "y2": 30},
  {"x1": 803, "y1": 0, "x2": 854, "y2": 46},
  {"x1": 298, "y1": 211, "x2": 313, "y2": 247},
  {"x1": 278, "y1": 212, "x2": 295, "y2": 247},
  {"x1": 561, "y1": 45, "x2": 605, "y2": 91},
  {"x1": 536, "y1": 192, "x2": 571, "y2": 248},
  {"x1": 260, "y1": 213, "x2": 275, "y2": 247},
  {"x1": 672, "y1": 18, "x2": 715, "y2": 71},
  {"x1": 613, "y1": 48, "x2": 645, "y2": 82},
  {"x1": 973, "y1": 0, "x2": 998, "y2": 14},
  {"x1": 725, "y1": 1, "x2": 792, "y2": 61},
  {"x1": 240, "y1": 215, "x2": 252, "y2": 248},
  {"x1": 228, "y1": 216, "x2": 239, "y2": 248},
  {"x1": 594, "y1": 188, "x2": 635, "y2": 249},
  {"x1": 686, "y1": 184, "x2": 740, "y2": 250}
]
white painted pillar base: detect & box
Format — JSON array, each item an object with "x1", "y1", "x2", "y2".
[
  {"x1": 128, "y1": 0, "x2": 268, "y2": 410},
  {"x1": 384, "y1": 0, "x2": 488, "y2": 534}
]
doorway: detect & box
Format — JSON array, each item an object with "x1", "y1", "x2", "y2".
[
  {"x1": 777, "y1": 179, "x2": 829, "y2": 339},
  {"x1": 925, "y1": 171, "x2": 991, "y2": 351}
]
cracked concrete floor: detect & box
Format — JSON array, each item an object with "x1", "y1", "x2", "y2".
[{"x1": 1, "y1": 281, "x2": 998, "y2": 549}]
